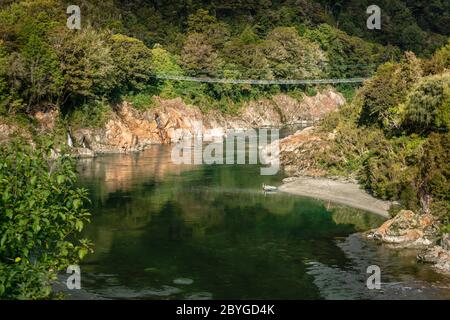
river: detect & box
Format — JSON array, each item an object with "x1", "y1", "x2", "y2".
[{"x1": 74, "y1": 137, "x2": 450, "y2": 300}]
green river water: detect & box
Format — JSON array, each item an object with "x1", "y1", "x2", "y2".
[{"x1": 74, "y1": 142, "x2": 450, "y2": 300}]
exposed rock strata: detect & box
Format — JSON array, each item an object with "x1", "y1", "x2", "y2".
[
  {"x1": 367, "y1": 210, "x2": 450, "y2": 274},
  {"x1": 266, "y1": 126, "x2": 332, "y2": 177},
  {"x1": 67, "y1": 89, "x2": 345, "y2": 156},
  {"x1": 417, "y1": 233, "x2": 450, "y2": 274},
  {"x1": 368, "y1": 210, "x2": 440, "y2": 247}
]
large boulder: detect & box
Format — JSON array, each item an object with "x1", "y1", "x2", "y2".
[
  {"x1": 368, "y1": 210, "x2": 440, "y2": 247},
  {"x1": 417, "y1": 233, "x2": 450, "y2": 274}
]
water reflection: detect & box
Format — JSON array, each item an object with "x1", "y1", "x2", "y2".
[{"x1": 76, "y1": 147, "x2": 450, "y2": 300}]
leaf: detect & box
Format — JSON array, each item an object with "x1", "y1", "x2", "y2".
[
  {"x1": 78, "y1": 247, "x2": 88, "y2": 260},
  {"x1": 56, "y1": 175, "x2": 66, "y2": 184},
  {"x1": 73, "y1": 199, "x2": 82, "y2": 210},
  {"x1": 75, "y1": 220, "x2": 83, "y2": 232},
  {"x1": 14, "y1": 257, "x2": 21, "y2": 263},
  {"x1": 5, "y1": 209, "x2": 13, "y2": 219},
  {"x1": 0, "y1": 233, "x2": 7, "y2": 248},
  {"x1": 32, "y1": 221, "x2": 41, "y2": 233}
]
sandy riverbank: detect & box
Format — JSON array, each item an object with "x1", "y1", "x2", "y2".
[{"x1": 278, "y1": 177, "x2": 391, "y2": 218}]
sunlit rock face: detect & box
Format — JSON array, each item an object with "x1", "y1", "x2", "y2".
[
  {"x1": 264, "y1": 126, "x2": 331, "y2": 177},
  {"x1": 69, "y1": 89, "x2": 345, "y2": 155},
  {"x1": 418, "y1": 232, "x2": 450, "y2": 274},
  {"x1": 0, "y1": 123, "x2": 22, "y2": 142},
  {"x1": 369, "y1": 210, "x2": 440, "y2": 247},
  {"x1": 365, "y1": 210, "x2": 450, "y2": 274},
  {"x1": 33, "y1": 107, "x2": 60, "y2": 131}
]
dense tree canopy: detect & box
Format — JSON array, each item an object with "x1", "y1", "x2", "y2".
[{"x1": 0, "y1": 0, "x2": 447, "y2": 116}]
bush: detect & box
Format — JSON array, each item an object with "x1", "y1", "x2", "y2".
[
  {"x1": 124, "y1": 91, "x2": 158, "y2": 111},
  {"x1": 0, "y1": 140, "x2": 92, "y2": 299},
  {"x1": 358, "y1": 52, "x2": 423, "y2": 130},
  {"x1": 402, "y1": 74, "x2": 450, "y2": 133},
  {"x1": 109, "y1": 34, "x2": 153, "y2": 93},
  {"x1": 67, "y1": 99, "x2": 112, "y2": 129},
  {"x1": 424, "y1": 38, "x2": 450, "y2": 75},
  {"x1": 51, "y1": 27, "x2": 116, "y2": 103}
]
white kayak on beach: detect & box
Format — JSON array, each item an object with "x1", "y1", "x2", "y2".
[{"x1": 262, "y1": 183, "x2": 277, "y2": 192}]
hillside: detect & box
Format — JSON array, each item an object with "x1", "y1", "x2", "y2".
[{"x1": 1, "y1": 0, "x2": 449, "y2": 128}]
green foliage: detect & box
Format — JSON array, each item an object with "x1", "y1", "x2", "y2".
[
  {"x1": 321, "y1": 0, "x2": 448, "y2": 56},
  {"x1": 264, "y1": 27, "x2": 327, "y2": 79},
  {"x1": 0, "y1": 40, "x2": 9, "y2": 109},
  {"x1": 303, "y1": 24, "x2": 395, "y2": 79},
  {"x1": 416, "y1": 132, "x2": 449, "y2": 219},
  {"x1": 317, "y1": 47, "x2": 450, "y2": 223},
  {"x1": 187, "y1": 9, "x2": 230, "y2": 49},
  {"x1": 109, "y1": 34, "x2": 153, "y2": 93},
  {"x1": 150, "y1": 45, "x2": 183, "y2": 76},
  {"x1": 222, "y1": 35, "x2": 272, "y2": 80},
  {"x1": 66, "y1": 99, "x2": 112, "y2": 129},
  {"x1": 424, "y1": 38, "x2": 450, "y2": 75},
  {"x1": 51, "y1": 27, "x2": 115, "y2": 102},
  {"x1": 0, "y1": 140, "x2": 92, "y2": 299},
  {"x1": 358, "y1": 52, "x2": 423, "y2": 130},
  {"x1": 187, "y1": 9, "x2": 217, "y2": 34},
  {"x1": 16, "y1": 32, "x2": 63, "y2": 109},
  {"x1": 2, "y1": 0, "x2": 447, "y2": 118},
  {"x1": 0, "y1": 0, "x2": 64, "y2": 111},
  {"x1": 180, "y1": 33, "x2": 222, "y2": 77},
  {"x1": 124, "y1": 91, "x2": 158, "y2": 111},
  {"x1": 402, "y1": 74, "x2": 450, "y2": 133}
]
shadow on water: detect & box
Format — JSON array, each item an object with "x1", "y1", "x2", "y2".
[{"x1": 75, "y1": 146, "x2": 450, "y2": 300}]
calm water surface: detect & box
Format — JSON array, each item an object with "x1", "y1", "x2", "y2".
[{"x1": 76, "y1": 144, "x2": 450, "y2": 300}]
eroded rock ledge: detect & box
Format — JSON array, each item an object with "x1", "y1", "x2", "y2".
[
  {"x1": 0, "y1": 90, "x2": 345, "y2": 157},
  {"x1": 367, "y1": 210, "x2": 450, "y2": 274},
  {"x1": 67, "y1": 89, "x2": 345, "y2": 155}
]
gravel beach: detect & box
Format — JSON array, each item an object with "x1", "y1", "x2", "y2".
[{"x1": 279, "y1": 177, "x2": 391, "y2": 218}]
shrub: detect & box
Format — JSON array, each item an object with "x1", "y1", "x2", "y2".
[
  {"x1": 67, "y1": 99, "x2": 112, "y2": 129},
  {"x1": 358, "y1": 52, "x2": 423, "y2": 130},
  {"x1": 402, "y1": 73, "x2": 450, "y2": 133},
  {"x1": 0, "y1": 140, "x2": 92, "y2": 299},
  {"x1": 109, "y1": 34, "x2": 153, "y2": 93}
]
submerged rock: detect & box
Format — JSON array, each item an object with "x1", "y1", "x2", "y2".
[
  {"x1": 71, "y1": 147, "x2": 95, "y2": 158},
  {"x1": 417, "y1": 233, "x2": 450, "y2": 274},
  {"x1": 173, "y1": 278, "x2": 194, "y2": 285}
]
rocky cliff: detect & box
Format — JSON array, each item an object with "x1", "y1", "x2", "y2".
[
  {"x1": 264, "y1": 126, "x2": 335, "y2": 177},
  {"x1": 65, "y1": 89, "x2": 345, "y2": 156}
]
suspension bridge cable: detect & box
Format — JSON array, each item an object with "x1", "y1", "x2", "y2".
[{"x1": 152, "y1": 74, "x2": 368, "y2": 85}]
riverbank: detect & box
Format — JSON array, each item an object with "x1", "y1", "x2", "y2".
[
  {"x1": 0, "y1": 89, "x2": 346, "y2": 157},
  {"x1": 278, "y1": 177, "x2": 391, "y2": 218}
]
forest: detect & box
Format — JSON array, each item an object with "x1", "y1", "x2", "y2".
[
  {"x1": 1, "y1": 0, "x2": 449, "y2": 118},
  {"x1": 0, "y1": 0, "x2": 448, "y2": 299}
]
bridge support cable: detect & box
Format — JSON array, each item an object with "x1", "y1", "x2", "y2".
[{"x1": 152, "y1": 75, "x2": 368, "y2": 85}]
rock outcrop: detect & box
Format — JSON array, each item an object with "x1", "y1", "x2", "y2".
[
  {"x1": 68, "y1": 89, "x2": 345, "y2": 156},
  {"x1": 33, "y1": 107, "x2": 59, "y2": 132},
  {"x1": 367, "y1": 210, "x2": 450, "y2": 274},
  {"x1": 367, "y1": 210, "x2": 440, "y2": 247},
  {"x1": 268, "y1": 126, "x2": 332, "y2": 177},
  {"x1": 241, "y1": 90, "x2": 345, "y2": 126},
  {"x1": 417, "y1": 233, "x2": 450, "y2": 274},
  {"x1": 0, "y1": 89, "x2": 344, "y2": 155}
]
